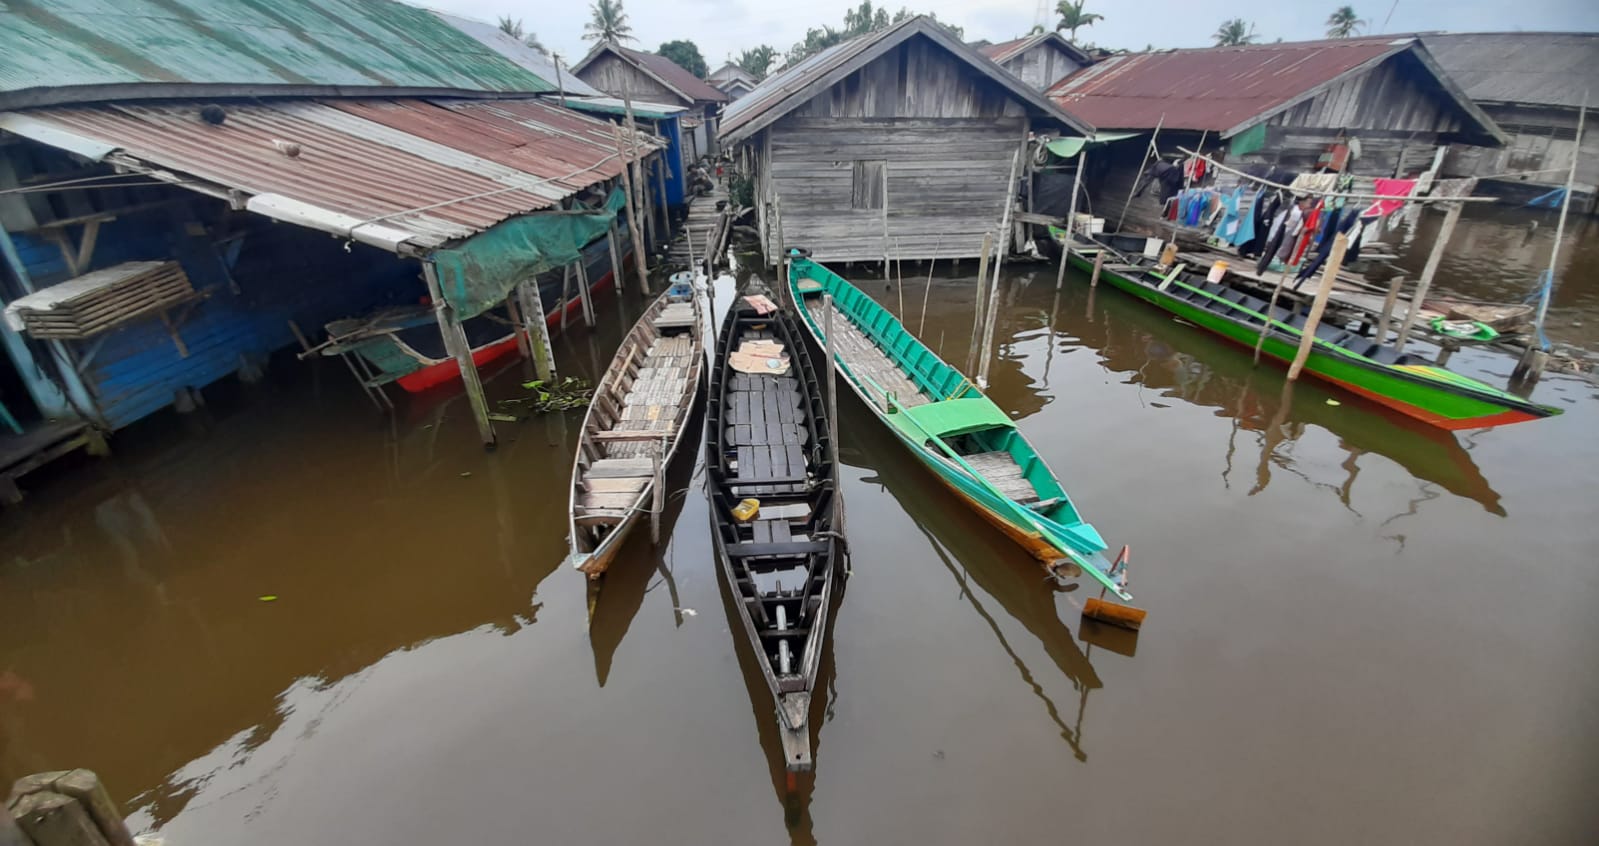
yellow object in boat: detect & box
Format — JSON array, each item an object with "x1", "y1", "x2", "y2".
[{"x1": 731, "y1": 498, "x2": 760, "y2": 522}]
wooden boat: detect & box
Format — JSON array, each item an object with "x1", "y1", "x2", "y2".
[
  {"x1": 1052, "y1": 229, "x2": 1559, "y2": 430},
  {"x1": 787, "y1": 255, "x2": 1131, "y2": 602},
  {"x1": 568, "y1": 274, "x2": 706, "y2": 578},
  {"x1": 706, "y1": 295, "x2": 842, "y2": 772}
]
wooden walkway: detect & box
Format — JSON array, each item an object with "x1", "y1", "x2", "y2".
[
  {"x1": 802, "y1": 298, "x2": 930, "y2": 408},
  {"x1": 669, "y1": 184, "x2": 729, "y2": 266}
]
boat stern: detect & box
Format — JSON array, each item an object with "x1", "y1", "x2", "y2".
[{"x1": 777, "y1": 693, "x2": 813, "y2": 772}]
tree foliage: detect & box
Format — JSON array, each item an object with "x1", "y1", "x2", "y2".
[
  {"x1": 1054, "y1": 1, "x2": 1103, "y2": 42},
  {"x1": 736, "y1": 45, "x2": 779, "y2": 81},
  {"x1": 1325, "y1": 6, "x2": 1367, "y2": 38},
  {"x1": 657, "y1": 40, "x2": 708, "y2": 78},
  {"x1": 584, "y1": 0, "x2": 635, "y2": 43},
  {"x1": 496, "y1": 16, "x2": 548, "y2": 55},
  {"x1": 1213, "y1": 18, "x2": 1259, "y2": 47},
  {"x1": 785, "y1": 4, "x2": 963, "y2": 65}
]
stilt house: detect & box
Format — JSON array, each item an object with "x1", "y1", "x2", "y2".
[
  {"x1": 720, "y1": 16, "x2": 1090, "y2": 262},
  {"x1": 572, "y1": 42, "x2": 729, "y2": 160},
  {"x1": 1045, "y1": 37, "x2": 1506, "y2": 234}
]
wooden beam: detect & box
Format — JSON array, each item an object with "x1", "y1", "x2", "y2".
[
  {"x1": 1288, "y1": 234, "x2": 1350, "y2": 381},
  {"x1": 1394, "y1": 202, "x2": 1462, "y2": 352},
  {"x1": 423, "y1": 262, "x2": 496, "y2": 448}
]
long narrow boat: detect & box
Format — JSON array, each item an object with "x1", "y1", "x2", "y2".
[
  {"x1": 568, "y1": 275, "x2": 706, "y2": 578},
  {"x1": 706, "y1": 296, "x2": 841, "y2": 771},
  {"x1": 787, "y1": 255, "x2": 1131, "y2": 602},
  {"x1": 1053, "y1": 230, "x2": 1559, "y2": 430}
]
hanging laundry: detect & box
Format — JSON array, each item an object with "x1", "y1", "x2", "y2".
[
  {"x1": 1290, "y1": 200, "x2": 1325, "y2": 266},
  {"x1": 1232, "y1": 188, "x2": 1261, "y2": 247},
  {"x1": 1363, "y1": 178, "x2": 1416, "y2": 218},
  {"x1": 1256, "y1": 205, "x2": 1292, "y2": 275},
  {"x1": 1274, "y1": 202, "x2": 1306, "y2": 265},
  {"x1": 1241, "y1": 192, "x2": 1280, "y2": 259},
  {"x1": 1289, "y1": 173, "x2": 1339, "y2": 194}
]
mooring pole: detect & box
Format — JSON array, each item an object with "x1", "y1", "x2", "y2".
[
  {"x1": 1533, "y1": 91, "x2": 1587, "y2": 344},
  {"x1": 823, "y1": 294, "x2": 841, "y2": 524},
  {"x1": 1395, "y1": 201, "x2": 1463, "y2": 352},
  {"x1": 575, "y1": 258, "x2": 595, "y2": 327},
  {"x1": 612, "y1": 125, "x2": 650, "y2": 294},
  {"x1": 1377, "y1": 274, "x2": 1406, "y2": 343},
  {"x1": 517, "y1": 280, "x2": 556, "y2": 381},
  {"x1": 1058, "y1": 146, "x2": 1086, "y2": 292},
  {"x1": 650, "y1": 437, "x2": 664, "y2": 544},
  {"x1": 968, "y1": 232, "x2": 993, "y2": 374},
  {"x1": 977, "y1": 146, "x2": 1023, "y2": 388},
  {"x1": 423, "y1": 261, "x2": 496, "y2": 448},
  {"x1": 1287, "y1": 234, "x2": 1349, "y2": 381},
  {"x1": 606, "y1": 219, "x2": 625, "y2": 295}
]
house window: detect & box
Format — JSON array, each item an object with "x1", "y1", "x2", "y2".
[{"x1": 851, "y1": 160, "x2": 885, "y2": 210}]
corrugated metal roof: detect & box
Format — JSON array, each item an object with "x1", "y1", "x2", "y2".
[
  {"x1": 1425, "y1": 32, "x2": 1599, "y2": 109},
  {"x1": 1047, "y1": 37, "x2": 1412, "y2": 135},
  {"x1": 431, "y1": 10, "x2": 601, "y2": 97},
  {"x1": 0, "y1": 98, "x2": 660, "y2": 252},
  {"x1": 979, "y1": 32, "x2": 1091, "y2": 66},
  {"x1": 0, "y1": 0, "x2": 554, "y2": 109},
  {"x1": 563, "y1": 96, "x2": 688, "y2": 121},
  {"x1": 721, "y1": 16, "x2": 1091, "y2": 143},
  {"x1": 572, "y1": 42, "x2": 728, "y2": 105}
]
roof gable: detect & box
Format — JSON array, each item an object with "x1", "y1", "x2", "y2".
[
  {"x1": 572, "y1": 42, "x2": 728, "y2": 105},
  {"x1": 1047, "y1": 37, "x2": 1502, "y2": 143},
  {"x1": 721, "y1": 16, "x2": 1091, "y2": 143},
  {"x1": 980, "y1": 32, "x2": 1092, "y2": 66}
]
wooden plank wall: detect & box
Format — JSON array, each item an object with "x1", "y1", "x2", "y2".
[
  {"x1": 576, "y1": 53, "x2": 686, "y2": 107},
  {"x1": 769, "y1": 117, "x2": 1021, "y2": 260},
  {"x1": 1444, "y1": 103, "x2": 1599, "y2": 197},
  {"x1": 1268, "y1": 53, "x2": 1466, "y2": 137},
  {"x1": 1000, "y1": 44, "x2": 1085, "y2": 91},
  {"x1": 760, "y1": 35, "x2": 1035, "y2": 261}
]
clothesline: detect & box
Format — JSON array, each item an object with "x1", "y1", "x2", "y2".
[{"x1": 1176, "y1": 148, "x2": 1496, "y2": 204}]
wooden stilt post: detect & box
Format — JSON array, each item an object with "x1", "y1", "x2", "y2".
[
  {"x1": 1395, "y1": 201, "x2": 1463, "y2": 352},
  {"x1": 612, "y1": 125, "x2": 650, "y2": 294},
  {"x1": 978, "y1": 146, "x2": 1023, "y2": 388},
  {"x1": 654, "y1": 156, "x2": 670, "y2": 241},
  {"x1": 774, "y1": 194, "x2": 787, "y2": 296},
  {"x1": 606, "y1": 219, "x2": 625, "y2": 295},
  {"x1": 880, "y1": 164, "x2": 891, "y2": 280},
  {"x1": 1377, "y1": 274, "x2": 1406, "y2": 343},
  {"x1": 423, "y1": 262, "x2": 496, "y2": 448},
  {"x1": 560, "y1": 264, "x2": 572, "y2": 333},
  {"x1": 1287, "y1": 234, "x2": 1349, "y2": 382},
  {"x1": 894, "y1": 239, "x2": 905, "y2": 319},
  {"x1": 574, "y1": 258, "x2": 595, "y2": 327},
  {"x1": 517, "y1": 281, "x2": 556, "y2": 381},
  {"x1": 1089, "y1": 250, "x2": 1104, "y2": 288},
  {"x1": 1116, "y1": 116, "x2": 1164, "y2": 233},
  {"x1": 968, "y1": 232, "x2": 993, "y2": 374},
  {"x1": 1057, "y1": 146, "x2": 1087, "y2": 295},
  {"x1": 506, "y1": 294, "x2": 532, "y2": 359}
]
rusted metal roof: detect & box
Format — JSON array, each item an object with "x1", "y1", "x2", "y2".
[
  {"x1": 0, "y1": 98, "x2": 661, "y2": 252},
  {"x1": 1425, "y1": 32, "x2": 1599, "y2": 110},
  {"x1": 721, "y1": 16, "x2": 1091, "y2": 143},
  {"x1": 1047, "y1": 38, "x2": 1416, "y2": 136},
  {"x1": 572, "y1": 43, "x2": 728, "y2": 105},
  {"x1": 0, "y1": 0, "x2": 555, "y2": 110}
]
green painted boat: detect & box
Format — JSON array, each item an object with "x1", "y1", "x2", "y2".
[
  {"x1": 787, "y1": 254, "x2": 1130, "y2": 601},
  {"x1": 1050, "y1": 228, "x2": 1559, "y2": 430}
]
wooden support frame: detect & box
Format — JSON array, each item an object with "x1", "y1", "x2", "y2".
[{"x1": 422, "y1": 262, "x2": 496, "y2": 448}]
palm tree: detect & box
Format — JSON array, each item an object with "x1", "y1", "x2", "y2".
[
  {"x1": 1325, "y1": 6, "x2": 1366, "y2": 38},
  {"x1": 584, "y1": 0, "x2": 635, "y2": 43},
  {"x1": 1054, "y1": 1, "x2": 1104, "y2": 42},
  {"x1": 1213, "y1": 18, "x2": 1259, "y2": 47},
  {"x1": 496, "y1": 16, "x2": 524, "y2": 41},
  {"x1": 524, "y1": 33, "x2": 548, "y2": 56},
  {"x1": 736, "y1": 45, "x2": 778, "y2": 81}
]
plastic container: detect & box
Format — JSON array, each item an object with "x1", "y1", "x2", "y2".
[
  {"x1": 1207, "y1": 260, "x2": 1229, "y2": 282},
  {"x1": 731, "y1": 498, "x2": 760, "y2": 522}
]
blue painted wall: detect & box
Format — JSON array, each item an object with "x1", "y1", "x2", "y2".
[
  {"x1": 8, "y1": 201, "x2": 418, "y2": 430},
  {"x1": 662, "y1": 118, "x2": 687, "y2": 207}
]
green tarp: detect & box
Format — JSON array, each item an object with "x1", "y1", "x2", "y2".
[
  {"x1": 1045, "y1": 131, "x2": 1141, "y2": 158},
  {"x1": 1229, "y1": 123, "x2": 1268, "y2": 157},
  {"x1": 429, "y1": 188, "x2": 626, "y2": 318}
]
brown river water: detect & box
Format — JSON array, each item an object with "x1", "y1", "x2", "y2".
[{"x1": 2, "y1": 212, "x2": 1597, "y2": 844}]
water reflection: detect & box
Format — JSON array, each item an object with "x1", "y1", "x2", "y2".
[
  {"x1": 990, "y1": 268, "x2": 1508, "y2": 517},
  {"x1": 586, "y1": 414, "x2": 701, "y2": 686},
  {"x1": 851, "y1": 419, "x2": 1108, "y2": 763}
]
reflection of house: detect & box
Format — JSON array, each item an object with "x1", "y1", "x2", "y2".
[
  {"x1": 708, "y1": 62, "x2": 758, "y2": 101},
  {"x1": 1046, "y1": 37, "x2": 1505, "y2": 234},
  {"x1": 1, "y1": 0, "x2": 664, "y2": 498},
  {"x1": 1428, "y1": 32, "x2": 1599, "y2": 213},
  {"x1": 978, "y1": 32, "x2": 1092, "y2": 91},
  {"x1": 720, "y1": 16, "x2": 1088, "y2": 263},
  {"x1": 572, "y1": 42, "x2": 729, "y2": 160}
]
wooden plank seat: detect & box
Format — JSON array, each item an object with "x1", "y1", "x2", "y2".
[{"x1": 725, "y1": 540, "x2": 831, "y2": 558}]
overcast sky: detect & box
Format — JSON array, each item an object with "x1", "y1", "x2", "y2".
[{"x1": 413, "y1": 0, "x2": 1599, "y2": 70}]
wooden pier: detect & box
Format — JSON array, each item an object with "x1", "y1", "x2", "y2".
[{"x1": 668, "y1": 184, "x2": 731, "y2": 270}]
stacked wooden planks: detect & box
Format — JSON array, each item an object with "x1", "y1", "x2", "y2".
[{"x1": 5, "y1": 261, "x2": 196, "y2": 339}]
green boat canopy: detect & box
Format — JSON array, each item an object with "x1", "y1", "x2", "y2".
[
  {"x1": 1045, "y1": 131, "x2": 1141, "y2": 159},
  {"x1": 901, "y1": 398, "x2": 1015, "y2": 439}
]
